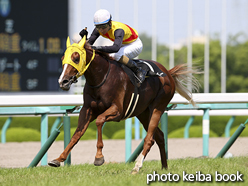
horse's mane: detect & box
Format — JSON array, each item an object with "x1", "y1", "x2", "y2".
[{"x1": 85, "y1": 41, "x2": 114, "y2": 61}]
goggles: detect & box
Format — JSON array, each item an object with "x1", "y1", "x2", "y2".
[{"x1": 96, "y1": 23, "x2": 108, "y2": 30}]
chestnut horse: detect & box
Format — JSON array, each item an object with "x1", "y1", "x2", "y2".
[{"x1": 48, "y1": 35, "x2": 201, "y2": 173}]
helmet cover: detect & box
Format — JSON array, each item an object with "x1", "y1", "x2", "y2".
[{"x1": 94, "y1": 9, "x2": 112, "y2": 25}]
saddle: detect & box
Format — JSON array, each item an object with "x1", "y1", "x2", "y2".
[
  {"x1": 121, "y1": 59, "x2": 167, "y2": 119},
  {"x1": 121, "y1": 59, "x2": 166, "y2": 87}
]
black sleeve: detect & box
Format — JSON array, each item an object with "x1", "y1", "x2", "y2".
[
  {"x1": 87, "y1": 28, "x2": 100, "y2": 45},
  {"x1": 97, "y1": 29, "x2": 124, "y2": 53}
]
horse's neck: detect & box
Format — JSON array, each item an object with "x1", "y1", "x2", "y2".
[{"x1": 84, "y1": 51, "x2": 109, "y2": 87}]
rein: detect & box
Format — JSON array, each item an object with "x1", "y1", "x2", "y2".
[
  {"x1": 75, "y1": 49, "x2": 96, "y2": 79},
  {"x1": 70, "y1": 49, "x2": 96, "y2": 84},
  {"x1": 86, "y1": 59, "x2": 111, "y2": 89}
]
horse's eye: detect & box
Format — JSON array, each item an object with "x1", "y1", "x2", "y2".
[{"x1": 74, "y1": 58, "x2": 80, "y2": 64}]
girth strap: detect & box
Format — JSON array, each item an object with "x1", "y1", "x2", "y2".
[{"x1": 124, "y1": 86, "x2": 139, "y2": 119}]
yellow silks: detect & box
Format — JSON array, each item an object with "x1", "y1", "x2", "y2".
[{"x1": 62, "y1": 35, "x2": 95, "y2": 78}]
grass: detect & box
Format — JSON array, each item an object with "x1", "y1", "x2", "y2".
[{"x1": 1, "y1": 157, "x2": 248, "y2": 186}]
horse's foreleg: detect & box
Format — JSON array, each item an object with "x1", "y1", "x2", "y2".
[
  {"x1": 48, "y1": 107, "x2": 93, "y2": 167},
  {"x1": 94, "y1": 104, "x2": 120, "y2": 166},
  {"x1": 94, "y1": 118, "x2": 105, "y2": 166}
]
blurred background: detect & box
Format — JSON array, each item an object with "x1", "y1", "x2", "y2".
[
  {"x1": 1, "y1": 0, "x2": 248, "y2": 94},
  {"x1": 1, "y1": 0, "x2": 248, "y2": 148}
]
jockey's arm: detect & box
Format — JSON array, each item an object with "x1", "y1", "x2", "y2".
[
  {"x1": 91, "y1": 29, "x2": 124, "y2": 53},
  {"x1": 98, "y1": 29, "x2": 124, "y2": 53},
  {"x1": 87, "y1": 28, "x2": 100, "y2": 45}
]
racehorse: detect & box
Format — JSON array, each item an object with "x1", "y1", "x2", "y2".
[{"x1": 48, "y1": 35, "x2": 201, "y2": 173}]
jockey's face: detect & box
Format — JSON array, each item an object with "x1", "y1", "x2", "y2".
[{"x1": 96, "y1": 23, "x2": 110, "y2": 35}]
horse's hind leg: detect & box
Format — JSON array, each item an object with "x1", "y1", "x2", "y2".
[
  {"x1": 132, "y1": 106, "x2": 169, "y2": 174},
  {"x1": 131, "y1": 109, "x2": 160, "y2": 174},
  {"x1": 154, "y1": 127, "x2": 167, "y2": 169},
  {"x1": 132, "y1": 127, "x2": 167, "y2": 173}
]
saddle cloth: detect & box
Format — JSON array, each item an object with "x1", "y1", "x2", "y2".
[{"x1": 121, "y1": 59, "x2": 166, "y2": 87}]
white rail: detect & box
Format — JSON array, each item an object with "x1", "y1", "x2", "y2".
[
  {"x1": 168, "y1": 109, "x2": 248, "y2": 116},
  {"x1": 0, "y1": 94, "x2": 83, "y2": 107},
  {"x1": 171, "y1": 93, "x2": 248, "y2": 104},
  {"x1": 0, "y1": 93, "x2": 248, "y2": 107}
]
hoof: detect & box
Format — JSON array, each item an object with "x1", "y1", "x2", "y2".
[
  {"x1": 131, "y1": 167, "x2": 139, "y2": 175},
  {"x1": 48, "y1": 160, "x2": 60, "y2": 167},
  {"x1": 94, "y1": 156, "x2": 105, "y2": 166}
]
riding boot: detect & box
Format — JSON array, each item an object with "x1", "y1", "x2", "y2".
[{"x1": 126, "y1": 59, "x2": 146, "y2": 84}]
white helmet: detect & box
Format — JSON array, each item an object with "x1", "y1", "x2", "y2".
[{"x1": 93, "y1": 9, "x2": 112, "y2": 25}]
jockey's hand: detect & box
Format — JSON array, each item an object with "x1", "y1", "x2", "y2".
[
  {"x1": 79, "y1": 29, "x2": 88, "y2": 39},
  {"x1": 91, "y1": 46, "x2": 102, "y2": 50}
]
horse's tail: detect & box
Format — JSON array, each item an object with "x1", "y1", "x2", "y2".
[{"x1": 169, "y1": 64, "x2": 202, "y2": 107}]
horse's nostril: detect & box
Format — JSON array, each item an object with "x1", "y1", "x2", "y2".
[{"x1": 62, "y1": 79, "x2": 69, "y2": 85}]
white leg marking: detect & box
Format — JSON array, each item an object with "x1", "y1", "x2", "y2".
[{"x1": 131, "y1": 155, "x2": 144, "y2": 174}]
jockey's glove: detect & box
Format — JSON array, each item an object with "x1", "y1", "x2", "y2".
[
  {"x1": 91, "y1": 46, "x2": 102, "y2": 50},
  {"x1": 79, "y1": 29, "x2": 88, "y2": 39}
]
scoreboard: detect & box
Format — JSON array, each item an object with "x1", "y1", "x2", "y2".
[{"x1": 0, "y1": 0, "x2": 68, "y2": 92}]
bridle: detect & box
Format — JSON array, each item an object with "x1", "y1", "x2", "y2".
[
  {"x1": 68, "y1": 49, "x2": 111, "y2": 89},
  {"x1": 69, "y1": 49, "x2": 96, "y2": 84}
]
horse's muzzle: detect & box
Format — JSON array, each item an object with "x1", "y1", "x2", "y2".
[
  {"x1": 59, "y1": 76, "x2": 77, "y2": 91},
  {"x1": 59, "y1": 79, "x2": 71, "y2": 91}
]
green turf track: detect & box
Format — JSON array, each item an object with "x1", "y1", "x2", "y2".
[{"x1": 1, "y1": 157, "x2": 247, "y2": 186}]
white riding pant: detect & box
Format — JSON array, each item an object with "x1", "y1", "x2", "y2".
[{"x1": 109, "y1": 37, "x2": 143, "y2": 61}]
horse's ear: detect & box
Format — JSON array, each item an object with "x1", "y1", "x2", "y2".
[
  {"x1": 78, "y1": 35, "x2": 86, "y2": 48},
  {"x1": 66, "y1": 37, "x2": 71, "y2": 48}
]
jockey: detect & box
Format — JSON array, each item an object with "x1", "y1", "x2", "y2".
[{"x1": 79, "y1": 9, "x2": 146, "y2": 84}]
